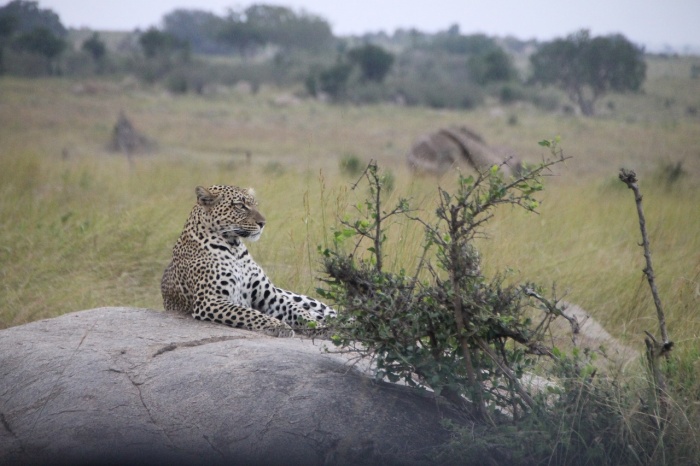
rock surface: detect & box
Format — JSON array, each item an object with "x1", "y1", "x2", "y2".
[
  {"x1": 553, "y1": 302, "x2": 637, "y2": 366},
  {"x1": 0, "y1": 308, "x2": 458, "y2": 465},
  {"x1": 407, "y1": 126, "x2": 521, "y2": 177}
]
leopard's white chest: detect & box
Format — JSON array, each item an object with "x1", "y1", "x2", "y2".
[{"x1": 209, "y1": 243, "x2": 266, "y2": 309}]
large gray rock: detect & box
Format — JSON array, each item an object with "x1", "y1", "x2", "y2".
[
  {"x1": 407, "y1": 126, "x2": 521, "y2": 178},
  {"x1": 0, "y1": 308, "x2": 459, "y2": 465}
]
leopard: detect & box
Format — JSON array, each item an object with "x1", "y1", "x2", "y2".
[{"x1": 161, "y1": 185, "x2": 336, "y2": 338}]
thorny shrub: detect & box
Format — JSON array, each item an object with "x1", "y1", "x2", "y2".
[
  {"x1": 318, "y1": 140, "x2": 574, "y2": 420},
  {"x1": 317, "y1": 143, "x2": 700, "y2": 464}
]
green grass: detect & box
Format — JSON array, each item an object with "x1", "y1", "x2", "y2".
[
  {"x1": 477, "y1": 180, "x2": 700, "y2": 345},
  {"x1": 0, "y1": 68, "x2": 698, "y2": 350},
  {"x1": 1, "y1": 56, "x2": 699, "y2": 465}
]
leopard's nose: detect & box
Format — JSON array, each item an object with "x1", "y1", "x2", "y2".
[{"x1": 255, "y1": 210, "x2": 266, "y2": 228}]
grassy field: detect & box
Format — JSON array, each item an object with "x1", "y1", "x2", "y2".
[{"x1": 1, "y1": 57, "x2": 699, "y2": 363}]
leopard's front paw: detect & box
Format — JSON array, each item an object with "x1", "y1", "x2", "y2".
[{"x1": 262, "y1": 324, "x2": 295, "y2": 338}]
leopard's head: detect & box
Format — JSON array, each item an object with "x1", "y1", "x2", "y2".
[{"x1": 195, "y1": 185, "x2": 266, "y2": 242}]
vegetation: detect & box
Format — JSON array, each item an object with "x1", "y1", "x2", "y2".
[
  {"x1": 347, "y1": 44, "x2": 395, "y2": 83},
  {"x1": 217, "y1": 4, "x2": 333, "y2": 54},
  {"x1": 0, "y1": 66, "x2": 698, "y2": 323},
  {"x1": 321, "y1": 159, "x2": 699, "y2": 464},
  {"x1": 0, "y1": 0, "x2": 65, "y2": 37},
  {"x1": 138, "y1": 27, "x2": 188, "y2": 59},
  {"x1": 305, "y1": 60, "x2": 353, "y2": 99},
  {"x1": 0, "y1": 2, "x2": 698, "y2": 463},
  {"x1": 468, "y1": 46, "x2": 517, "y2": 84},
  {"x1": 162, "y1": 9, "x2": 228, "y2": 55},
  {"x1": 0, "y1": 2, "x2": 657, "y2": 114},
  {"x1": 12, "y1": 25, "x2": 65, "y2": 73},
  {"x1": 81, "y1": 32, "x2": 105, "y2": 65},
  {"x1": 320, "y1": 154, "x2": 570, "y2": 419},
  {"x1": 1, "y1": 56, "x2": 699, "y2": 461},
  {"x1": 0, "y1": 0, "x2": 66, "y2": 74},
  {"x1": 530, "y1": 29, "x2": 647, "y2": 115},
  {"x1": 305, "y1": 43, "x2": 395, "y2": 100}
]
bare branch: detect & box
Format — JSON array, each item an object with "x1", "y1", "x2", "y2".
[{"x1": 618, "y1": 168, "x2": 672, "y2": 350}]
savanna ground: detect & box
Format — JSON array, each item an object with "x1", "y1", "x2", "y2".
[{"x1": 1, "y1": 55, "x2": 699, "y2": 363}]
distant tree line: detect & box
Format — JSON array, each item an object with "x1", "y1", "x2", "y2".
[
  {"x1": 0, "y1": 1, "x2": 648, "y2": 116},
  {"x1": 162, "y1": 5, "x2": 334, "y2": 56}
]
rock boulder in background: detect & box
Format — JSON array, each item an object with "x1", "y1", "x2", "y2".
[{"x1": 407, "y1": 126, "x2": 521, "y2": 177}]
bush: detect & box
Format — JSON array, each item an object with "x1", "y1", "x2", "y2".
[
  {"x1": 395, "y1": 77, "x2": 483, "y2": 109},
  {"x1": 499, "y1": 83, "x2": 525, "y2": 104},
  {"x1": 319, "y1": 153, "x2": 700, "y2": 464},
  {"x1": 339, "y1": 153, "x2": 363, "y2": 176},
  {"x1": 531, "y1": 88, "x2": 562, "y2": 111},
  {"x1": 139, "y1": 27, "x2": 188, "y2": 59},
  {"x1": 321, "y1": 151, "x2": 571, "y2": 418},
  {"x1": 310, "y1": 61, "x2": 353, "y2": 99},
  {"x1": 12, "y1": 26, "x2": 65, "y2": 74},
  {"x1": 468, "y1": 48, "x2": 517, "y2": 84},
  {"x1": 347, "y1": 43, "x2": 394, "y2": 83},
  {"x1": 166, "y1": 72, "x2": 188, "y2": 94},
  {"x1": 81, "y1": 32, "x2": 106, "y2": 64}
]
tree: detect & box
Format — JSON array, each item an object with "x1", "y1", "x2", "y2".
[
  {"x1": 307, "y1": 61, "x2": 353, "y2": 99},
  {"x1": 422, "y1": 29, "x2": 518, "y2": 86},
  {"x1": 217, "y1": 4, "x2": 333, "y2": 54},
  {"x1": 0, "y1": 0, "x2": 66, "y2": 37},
  {"x1": 245, "y1": 4, "x2": 332, "y2": 51},
  {"x1": 431, "y1": 32, "x2": 499, "y2": 56},
  {"x1": 468, "y1": 47, "x2": 517, "y2": 84},
  {"x1": 0, "y1": 0, "x2": 66, "y2": 74},
  {"x1": 139, "y1": 27, "x2": 188, "y2": 59},
  {"x1": 13, "y1": 26, "x2": 65, "y2": 74},
  {"x1": 163, "y1": 9, "x2": 228, "y2": 55},
  {"x1": 0, "y1": 15, "x2": 15, "y2": 41},
  {"x1": 0, "y1": 14, "x2": 16, "y2": 73},
  {"x1": 81, "y1": 32, "x2": 106, "y2": 66},
  {"x1": 216, "y1": 12, "x2": 264, "y2": 57},
  {"x1": 347, "y1": 44, "x2": 394, "y2": 83},
  {"x1": 530, "y1": 30, "x2": 646, "y2": 116}
]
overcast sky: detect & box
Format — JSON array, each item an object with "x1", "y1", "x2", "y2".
[{"x1": 36, "y1": 0, "x2": 700, "y2": 51}]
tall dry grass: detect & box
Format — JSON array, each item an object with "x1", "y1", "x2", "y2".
[
  {"x1": 1, "y1": 74, "x2": 698, "y2": 352},
  {"x1": 478, "y1": 179, "x2": 700, "y2": 348},
  {"x1": 1, "y1": 59, "x2": 699, "y2": 464}
]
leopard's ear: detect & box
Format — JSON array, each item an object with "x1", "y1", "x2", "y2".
[
  {"x1": 245, "y1": 187, "x2": 255, "y2": 197},
  {"x1": 195, "y1": 186, "x2": 218, "y2": 207}
]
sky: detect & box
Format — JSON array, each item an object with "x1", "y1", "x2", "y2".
[{"x1": 35, "y1": 0, "x2": 700, "y2": 52}]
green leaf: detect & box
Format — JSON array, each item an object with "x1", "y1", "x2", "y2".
[
  {"x1": 441, "y1": 190, "x2": 451, "y2": 204},
  {"x1": 538, "y1": 139, "x2": 551, "y2": 147}
]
